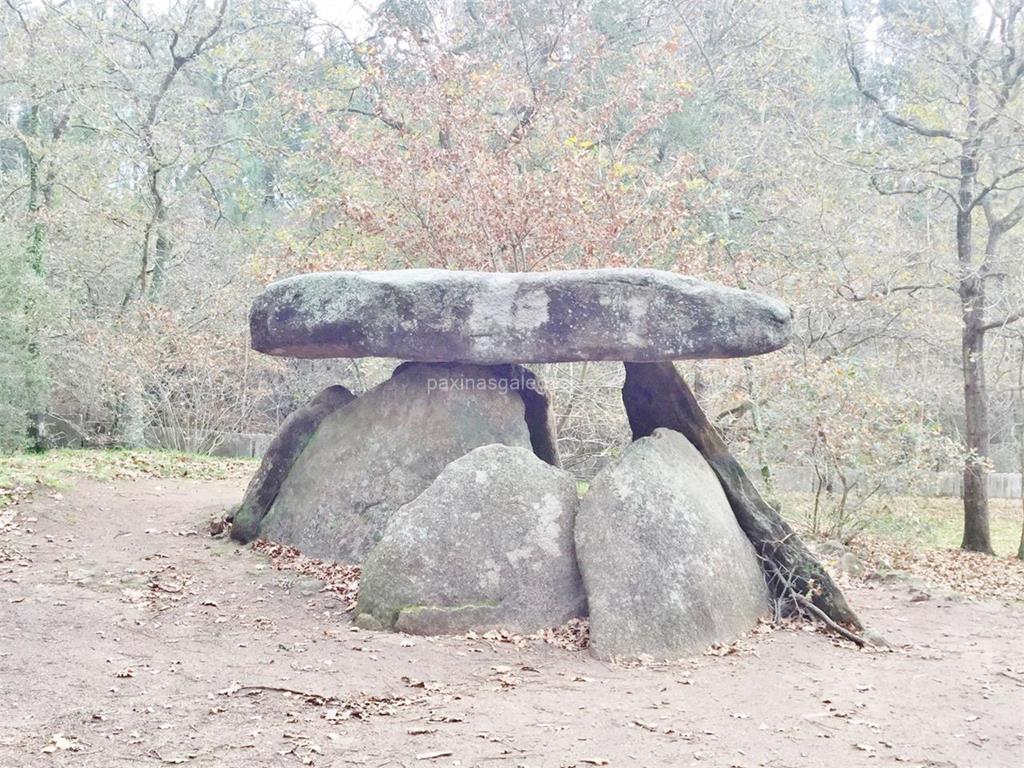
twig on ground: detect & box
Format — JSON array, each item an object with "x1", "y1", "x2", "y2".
[
  {"x1": 792, "y1": 593, "x2": 868, "y2": 647},
  {"x1": 760, "y1": 552, "x2": 883, "y2": 649},
  {"x1": 998, "y1": 670, "x2": 1024, "y2": 686},
  {"x1": 224, "y1": 683, "x2": 337, "y2": 702}
]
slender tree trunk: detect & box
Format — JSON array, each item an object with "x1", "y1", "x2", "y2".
[
  {"x1": 956, "y1": 65, "x2": 994, "y2": 554},
  {"x1": 1018, "y1": 433, "x2": 1024, "y2": 559},
  {"x1": 956, "y1": 134, "x2": 994, "y2": 553},
  {"x1": 960, "y1": 305, "x2": 993, "y2": 553},
  {"x1": 1018, "y1": 489, "x2": 1024, "y2": 560},
  {"x1": 22, "y1": 104, "x2": 47, "y2": 450},
  {"x1": 147, "y1": 229, "x2": 171, "y2": 299},
  {"x1": 1016, "y1": 338, "x2": 1024, "y2": 560},
  {"x1": 118, "y1": 388, "x2": 147, "y2": 449},
  {"x1": 24, "y1": 107, "x2": 45, "y2": 276},
  {"x1": 744, "y1": 360, "x2": 776, "y2": 501}
]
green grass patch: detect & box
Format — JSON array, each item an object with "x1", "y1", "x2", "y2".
[
  {"x1": 780, "y1": 493, "x2": 1022, "y2": 558},
  {"x1": 0, "y1": 447, "x2": 256, "y2": 505}
]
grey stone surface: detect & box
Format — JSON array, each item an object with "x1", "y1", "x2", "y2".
[
  {"x1": 575, "y1": 428, "x2": 769, "y2": 660},
  {"x1": 258, "y1": 364, "x2": 532, "y2": 562},
  {"x1": 490, "y1": 363, "x2": 560, "y2": 467},
  {"x1": 249, "y1": 268, "x2": 791, "y2": 363},
  {"x1": 838, "y1": 552, "x2": 866, "y2": 578},
  {"x1": 231, "y1": 384, "x2": 355, "y2": 543},
  {"x1": 355, "y1": 444, "x2": 586, "y2": 634}
]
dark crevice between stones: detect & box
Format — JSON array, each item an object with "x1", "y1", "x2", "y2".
[{"x1": 491, "y1": 363, "x2": 561, "y2": 468}]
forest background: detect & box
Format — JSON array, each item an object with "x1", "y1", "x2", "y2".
[{"x1": 2, "y1": 0, "x2": 1023, "y2": 556}]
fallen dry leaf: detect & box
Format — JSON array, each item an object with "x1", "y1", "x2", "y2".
[
  {"x1": 41, "y1": 734, "x2": 81, "y2": 754},
  {"x1": 252, "y1": 539, "x2": 360, "y2": 611}
]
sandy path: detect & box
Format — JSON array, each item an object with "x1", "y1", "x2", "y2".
[{"x1": 0, "y1": 478, "x2": 1021, "y2": 768}]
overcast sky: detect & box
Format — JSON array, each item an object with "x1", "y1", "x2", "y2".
[{"x1": 310, "y1": 0, "x2": 381, "y2": 36}]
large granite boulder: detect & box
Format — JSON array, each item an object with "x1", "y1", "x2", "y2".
[
  {"x1": 231, "y1": 385, "x2": 355, "y2": 543},
  {"x1": 257, "y1": 364, "x2": 535, "y2": 561},
  {"x1": 250, "y1": 269, "x2": 791, "y2": 364},
  {"x1": 355, "y1": 444, "x2": 586, "y2": 634},
  {"x1": 575, "y1": 428, "x2": 769, "y2": 660}
]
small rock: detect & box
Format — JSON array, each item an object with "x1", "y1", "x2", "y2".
[
  {"x1": 354, "y1": 613, "x2": 384, "y2": 631},
  {"x1": 294, "y1": 578, "x2": 323, "y2": 597},
  {"x1": 838, "y1": 552, "x2": 865, "y2": 578}
]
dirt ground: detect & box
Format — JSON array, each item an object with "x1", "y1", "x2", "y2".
[{"x1": 1, "y1": 478, "x2": 1022, "y2": 768}]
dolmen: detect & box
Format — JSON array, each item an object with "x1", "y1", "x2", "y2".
[{"x1": 232, "y1": 268, "x2": 835, "y2": 660}]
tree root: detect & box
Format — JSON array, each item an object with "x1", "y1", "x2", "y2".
[{"x1": 758, "y1": 555, "x2": 885, "y2": 649}]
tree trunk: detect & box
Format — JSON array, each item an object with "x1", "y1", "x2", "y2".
[
  {"x1": 147, "y1": 229, "x2": 172, "y2": 300},
  {"x1": 960, "y1": 316, "x2": 993, "y2": 553},
  {"x1": 117, "y1": 387, "x2": 148, "y2": 449},
  {"x1": 956, "y1": 136, "x2": 994, "y2": 553},
  {"x1": 22, "y1": 104, "x2": 48, "y2": 451},
  {"x1": 25, "y1": 106, "x2": 45, "y2": 277},
  {"x1": 1018, "y1": 457, "x2": 1024, "y2": 561},
  {"x1": 621, "y1": 362, "x2": 862, "y2": 630},
  {"x1": 743, "y1": 359, "x2": 776, "y2": 502},
  {"x1": 1016, "y1": 338, "x2": 1024, "y2": 561}
]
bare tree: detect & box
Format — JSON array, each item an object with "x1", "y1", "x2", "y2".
[{"x1": 841, "y1": 0, "x2": 1024, "y2": 553}]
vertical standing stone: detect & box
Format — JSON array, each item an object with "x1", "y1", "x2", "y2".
[
  {"x1": 575, "y1": 429, "x2": 769, "y2": 660},
  {"x1": 355, "y1": 444, "x2": 586, "y2": 634}
]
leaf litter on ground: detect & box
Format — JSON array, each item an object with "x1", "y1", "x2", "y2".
[{"x1": 849, "y1": 535, "x2": 1024, "y2": 602}]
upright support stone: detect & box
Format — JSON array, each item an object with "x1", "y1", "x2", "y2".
[
  {"x1": 576, "y1": 429, "x2": 769, "y2": 660},
  {"x1": 231, "y1": 385, "x2": 355, "y2": 543},
  {"x1": 355, "y1": 444, "x2": 585, "y2": 634},
  {"x1": 621, "y1": 361, "x2": 862, "y2": 630},
  {"x1": 256, "y1": 363, "x2": 539, "y2": 562}
]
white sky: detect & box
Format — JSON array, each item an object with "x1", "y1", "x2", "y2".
[
  {"x1": 310, "y1": 0, "x2": 380, "y2": 36},
  {"x1": 130, "y1": 0, "x2": 378, "y2": 35}
]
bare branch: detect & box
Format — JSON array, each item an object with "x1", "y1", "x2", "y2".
[
  {"x1": 971, "y1": 163, "x2": 1024, "y2": 210},
  {"x1": 988, "y1": 195, "x2": 1024, "y2": 237},
  {"x1": 869, "y1": 175, "x2": 960, "y2": 206},
  {"x1": 981, "y1": 308, "x2": 1024, "y2": 334},
  {"x1": 836, "y1": 282, "x2": 951, "y2": 302},
  {"x1": 3, "y1": 0, "x2": 30, "y2": 36},
  {"x1": 840, "y1": 0, "x2": 957, "y2": 141}
]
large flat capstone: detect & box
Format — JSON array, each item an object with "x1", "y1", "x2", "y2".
[{"x1": 249, "y1": 269, "x2": 791, "y2": 363}]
